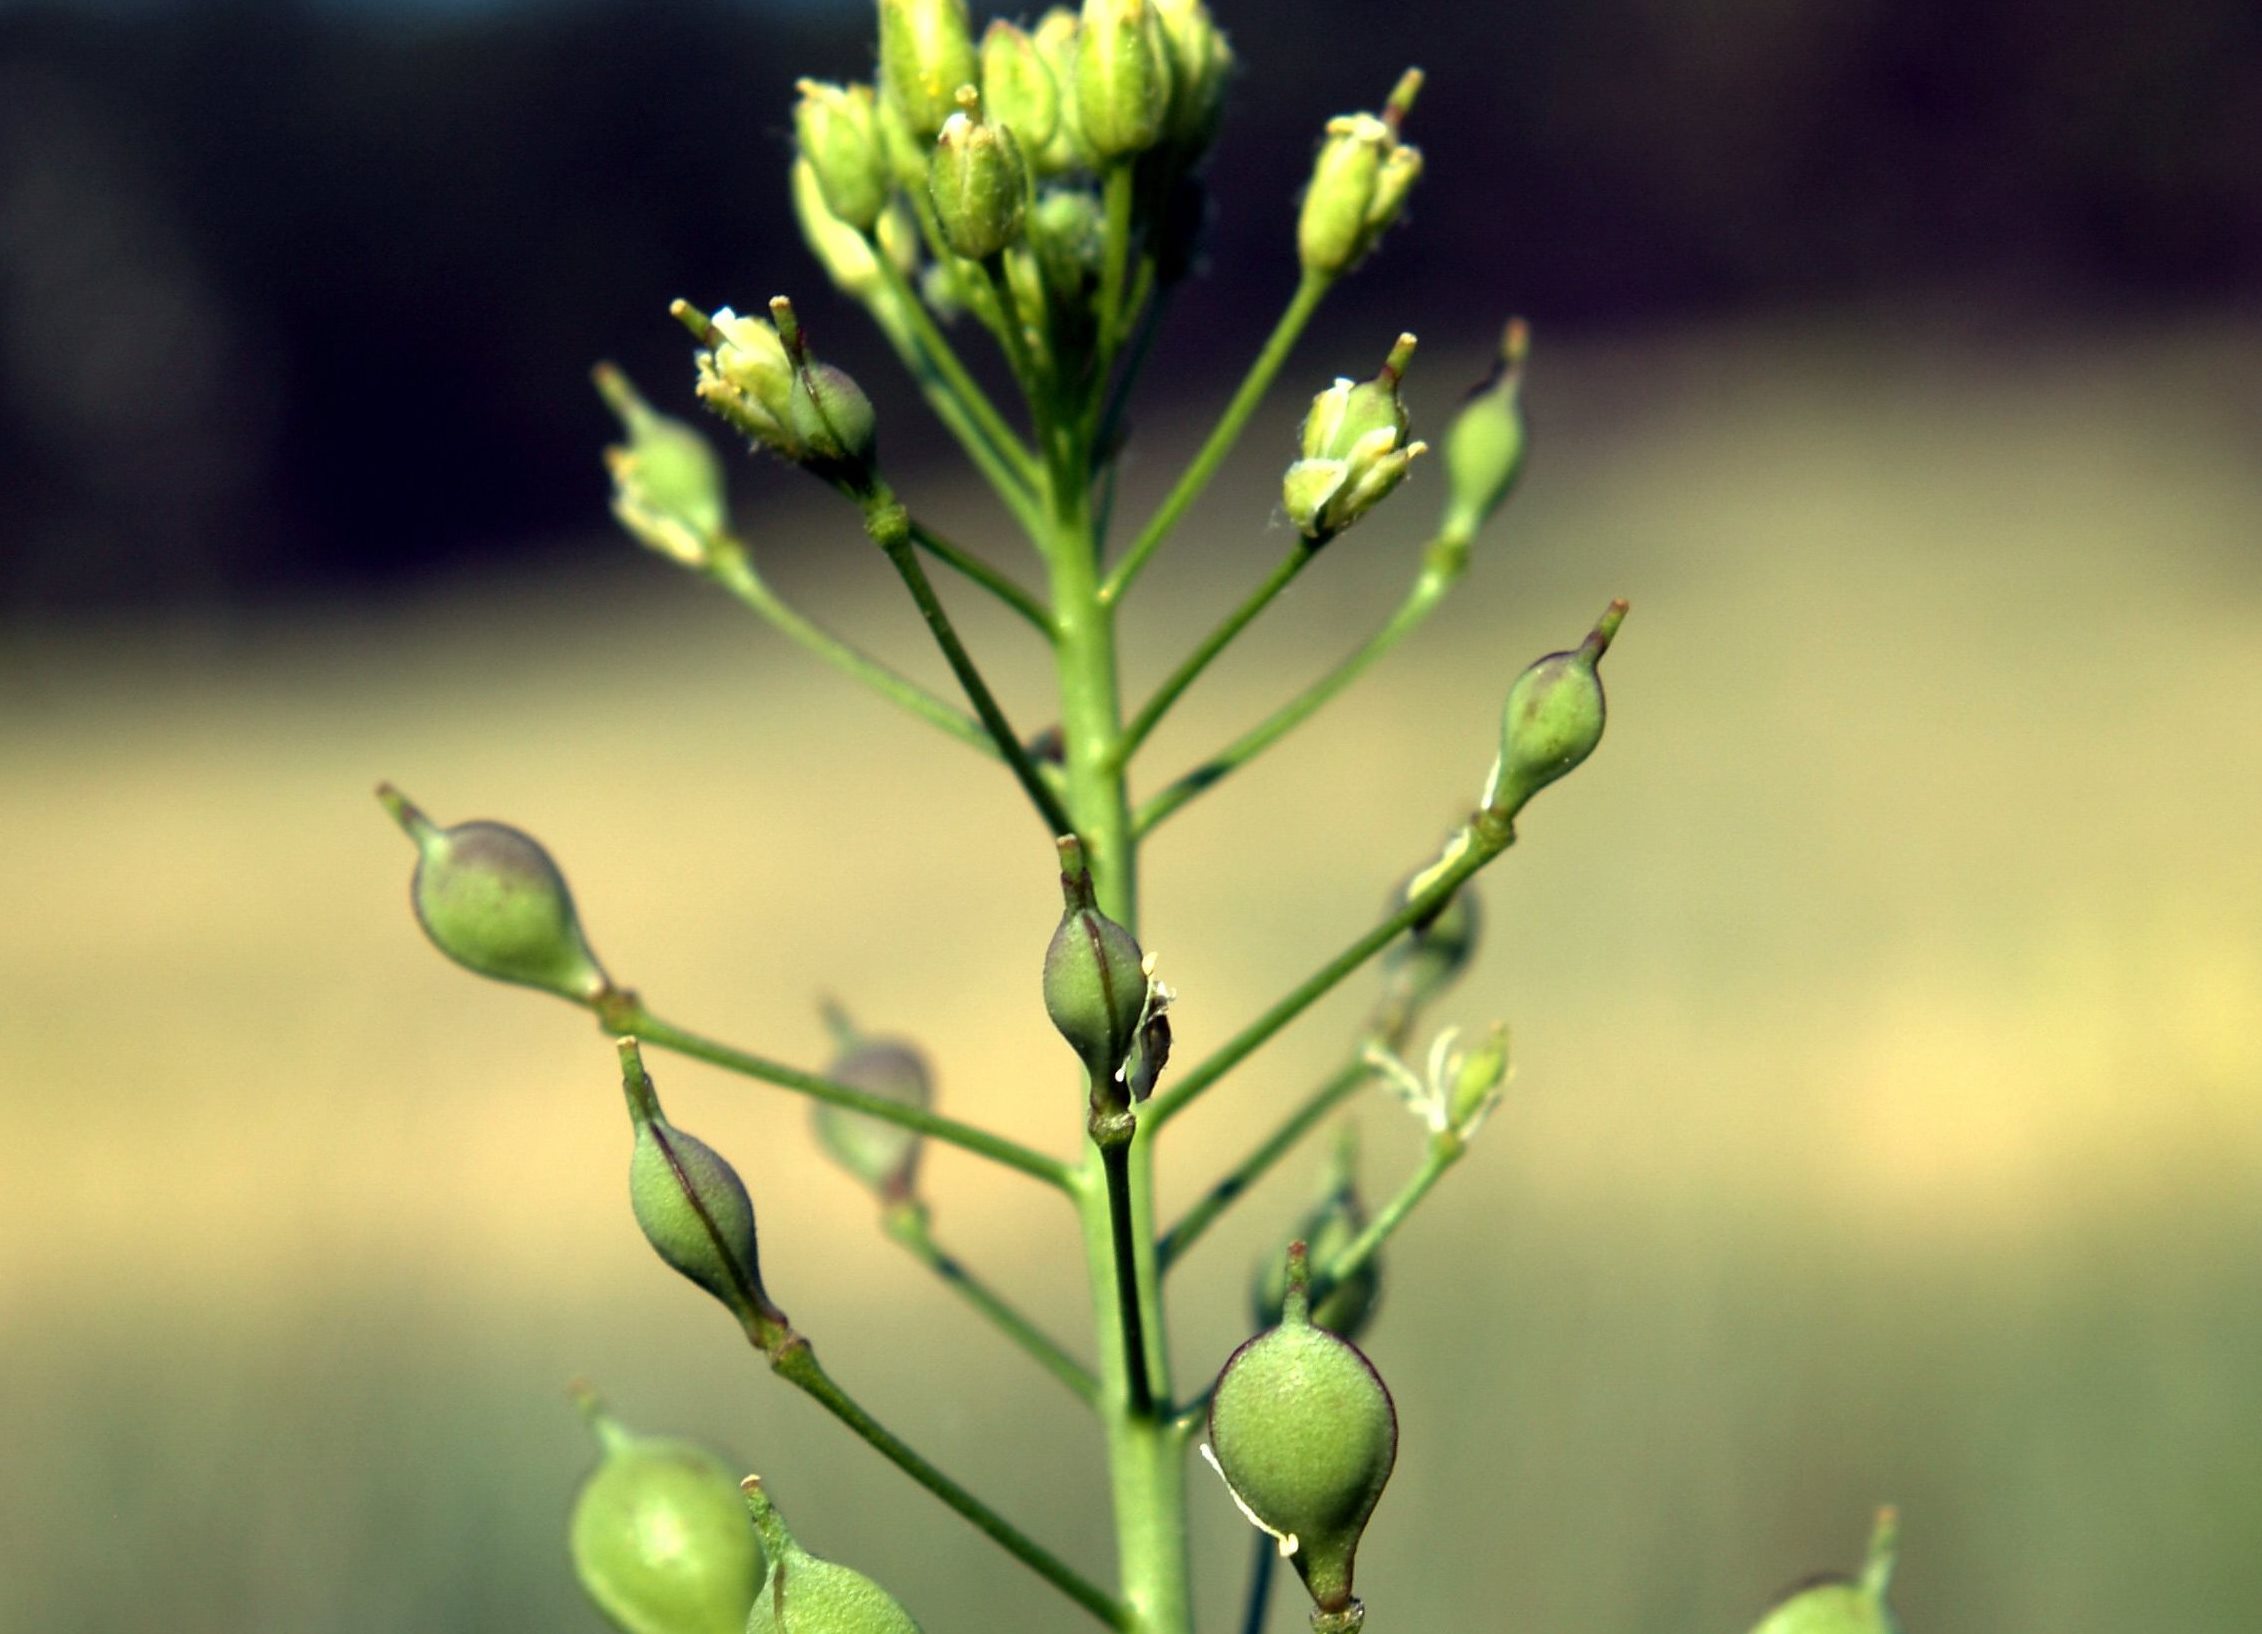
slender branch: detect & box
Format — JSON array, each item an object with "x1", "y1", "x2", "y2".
[
  {"x1": 771, "y1": 1339, "x2": 1130, "y2": 1629},
  {"x1": 1100, "y1": 1140, "x2": 1158, "y2": 1418},
  {"x1": 867, "y1": 501, "x2": 1083, "y2": 841},
  {"x1": 1158, "y1": 1056, "x2": 1373, "y2": 1270},
  {"x1": 608, "y1": 1003, "x2": 1075, "y2": 1192},
  {"x1": 1237, "y1": 1526, "x2": 1280, "y2": 1634},
  {"x1": 1136, "y1": 545, "x2": 1463, "y2": 834},
  {"x1": 1316, "y1": 1137, "x2": 1461, "y2": 1297},
  {"x1": 867, "y1": 237, "x2": 1041, "y2": 494},
  {"x1": 907, "y1": 517, "x2": 1056, "y2": 639},
  {"x1": 1143, "y1": 816, "x2": 1513, "y2": 1133},
  {"x1": 703, "y1": 543, "x2": 1000, "y2": 762},
  {"x1": 1100, "y1": 269, "x2": 1332, "y2": 604},
  {"x1": 1117, "y1": 544, "x2": 1317, "y2": 765},
  {"x1": 1095, "y1": 163, "x2": 1137, "y2": 369},
  {"x1": 885, "y1": 1202, "x2": 1098, "y2": 1404}
]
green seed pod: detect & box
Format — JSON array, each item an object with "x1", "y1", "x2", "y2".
[
  {"x1": 1208, "y1": 1242, "x2": 1396, "y2": 1621},
  {"x1": 593, "y1": 363, "x2": 727, "y2": 570},
  {"x1": 930, "y1": 93, "x2": 1031, "y2": 260},
  {"x1": 1440, "y1": 318, "x2": 1530, "y2": 544},
  {"x1": 1254, "y1": 1135, "x2": 1379, "y2": 1340},
  {"x1": 620, "y1": 1042, "x2": 789, "y2": 1345},
  {"x1": 1751, "y1": 1509, "x2": 1904, "y2": 1634},
  {"x1": 794, "y1": 80, "x2": 890, "y2": 234},
  {"x1": 743, "y1": 1477, "x2": 926, "y2": 1634},
  {"x1": 1297, "y1": 71, "x2": 1424, "y2": 277},
  {"x1": 980, "y1": 21, "x2": 1060, "y2": 157},
  {"x1": 1490, "y1": 599, "x2": 1626, "y2": 819},
  {"x1": 377, "y1": 785, "x2": 609, "y2": 1002},
  {"x1": 1073, "y1": 0, "x2": 1172, "y2": 162},
  {"x1": 1042, "y1": 838, "x2": 1148, "y2": 1080},
  {"x1": 1378, "y1": 871, "x2": 1481, "y2": 1012},
  {"x1": 787, "y1": 360, "x2": 879, "y2": 479},
  {"x1": 568, "y1": 1387, "x2": 765, "y2": 1634},
  {"x1": 811, "y1": 1003, "x2": 932, "y2": 1203},
  {"x1": 878, "y1": 0, "x2": 978, "y2": 143}
]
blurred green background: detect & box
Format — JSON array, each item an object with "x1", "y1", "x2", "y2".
[{"x1": 5, "y1": 313, "x2": 2259, "y2": 1632}]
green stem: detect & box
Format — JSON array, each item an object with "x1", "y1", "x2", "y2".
[
  {"x1": 869, "y1": 237, "x2": 1039, "y2": 496},
  {"x1": 1157, "y1": 1056, "x2": 1373, "y2": 1270},
  {"x1": 1118, "y1": 544, "x2": 1317, "y2": 764},
  {"x1": 1101, "y1": 269, "x2": 1332, "y2": 605},
  {"x1": 770, "y1": 1338, "x2": 1129, "y2": 1628},
  {"x1": 867, "y1": 499, "x2": 1082, "y2": 841},
  {"x1": 1238, "y1": 1526, "x2": 1280, "y2": 1634},
  {"x1": 907, "y1": 518, "x2": 1056, "y2": 639},
  {"x1": 884, "y1": 1201, "x2": 1099, "y2": 1405},
  {"x1": 704, "y1": 542, "x2": 1000, "y2": 762},
  {"x1": 1135, "y1": 545, "x2": 1463, "y2": 834},
  {"x1": 1095, "y1": 163, "x2": 1137, "y2": 368},
  {"x1": 1318, "y1": 1136, "x2": 1461, "y2": 1295},
  {"x1": 1143, "y1": 814, "x2": 1514, "y2": 1134},
  {"x1": 1101, "y1": 1140, "x2": 1158, "y2": 1417},
  {"x1": 610, "y1": 1003, "x2": 1075, "y2": 1192}
]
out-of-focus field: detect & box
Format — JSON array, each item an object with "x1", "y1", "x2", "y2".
[{"x1": 3, "y1": 318, "x2": 2259, "y2": 1634}]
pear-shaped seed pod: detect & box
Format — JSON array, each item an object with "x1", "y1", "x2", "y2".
[
  {"x1": 568, "y1": 1389, "x2": 765, "y2": 1634},
  {"x1": 1208, "y1": 1244, "x2": 1396, "y2": 1618},
  {"x1": 811, "y1": 1008, "x2": 933, "y2": 1202},
  {"x1": 1750, "y1": 1578, "x2": 1901, "y2": 1634},
  {"x1": 1490, "y1": 599, "x2": 1626, "y2": 818},
  {"x1": 743, "y1": 1477, "x2": 925, "y2": 1634},
  {"x1": 1042, "y1": 839, "x2": 1147, "y2": 1077},
  {"x1": 378, "y1": 785, "x2": 608, "y2": 1002}
]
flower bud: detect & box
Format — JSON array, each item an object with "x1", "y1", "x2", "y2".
[
  {"x1": 1153, "y1": 0, "x2": 1231, "y2": 157},
  {"x1": 568, "y1": 1386, "x2": 766, "y2": 1634},
  {"x1": 1440, "y1": 318, "x2": 1529, "y2": 544},
  {"x1": 1445, "y1": 1021, "x2": 1509, "y2": 1133},
  {"x1": 1206, "y1": 1242, "x2": 1396, "y2": 1623},
  {"x1": 1488, "y1": 599, "x2": 1626, "y2": 818},
  {"x1": 683, "y1": 303, "x2": 794, "y2": 448},
  {"x1": 1028, "y1": 186, "x2": 1107, "y2": 310},
  {"x1": 743, "y1": 1476, "x2": 926, "y2": 1634},
  {"x1": 1042, "y1": 838, "x2": 1149, "y2": 1082},
  {"x1": 793, "y1": 160, "x2": 916, "y2": 306},
  {"x1": 1254, "y1": 1135, "x2": 1379, "y2": 1340},
  {"x1": 980, "y1": 21, "x2": 1061, "y2": 158},
  {"x1": 1378, "y1": 871, "x2": 1480, "y2": 1012},
  {"x1": 594, "y1": 364, "x2": 727, "y2": 570},
  {"x1": 1750, "y1": 1510, "x2": 1904, "y2": 1634},
  {"x1": 878, "y1": 0, "x2": 978, "y2": 142},
  {"x1": 931, "y1": 91, "x2": 1031, "y2": 260},
  {"x1": 377, "y1": 784, "x2": 609, "y2": 1002},
  {"x1": 1031, "y1": 8, "x2": 1088, "y2": 171},
  {"x1": 1283, "y1": 334, "x2": 1426, "y2": 543},
  {"x1": 1297, "y1": 70, "x2": 1424, "y2": 277},
  {"x1": 1073, "y1": 0, "x2": 1173, "y2": 162},
  {"x1": 620, "y1": 1042, "x2": 789, "y2": 1346},
  {"x1": 794, "y1": 80, "x2": 890, "y2": 233},
  {"x1": 811, "y1": 1002, "x2": 932, "y2": 1203}
]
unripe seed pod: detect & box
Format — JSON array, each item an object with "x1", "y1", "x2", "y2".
[
  {"x1": 1490, "y1": 599, "x2": 1626, "y2": 819},
  {"x1": 1074, "y1": 0, "x2": 1173, "y2": 161},
  {"x1": 787, "y1": 360, "x2": 879, "y2": 477},
  {"x1": 931, "y1": 94, "x2": 1031, "y2": 260},
  {"x1": 1042, "y1": 838, "x2": 1147, "y2": 1079},
  {"x1": 1440, "y1": 319, "x2": 1530, "y2": 544},
  {"x1": 811, "y1": 1002, "x2": 932, "y2": 1203},
  {"x1": 377, "y1": 785, "x2": 609, "y2": 1002},
  {"x1": 1207, "y1": 1242, "x2": 1396, "y2": 1619},
  {"x1": 743, "y1": 1477, "x2": 926, "y2": 1634},
  {"x1": 878, "y1": 0, "x2": 978, "y2": 142},
  {"x1": 1751, "y1": 1508, "x2": 1904, "y2": 1634},
  {"x1": 568, "y1": 1386, "x2": 765, "y2": 1634}
]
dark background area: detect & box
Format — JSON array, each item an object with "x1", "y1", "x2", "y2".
[{"x1": 1, "y1": 0, "x2": 2257, "y2": 612}]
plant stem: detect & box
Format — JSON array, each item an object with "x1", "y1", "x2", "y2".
[
  {"x1": 1118, "y1": 544, "x2": 1317, "y2": 764},
  {"x1": 1101, "y1": 1140, "x2": 1158, "y2": 1417},
  {"x1": 868, "y1": 239, "x2": 1040, "y2": 496},
  {"x1": 1135, "y1": 543, "x2": 1463, "y2": 834},
  {"x1": 1157, "y1": 1055, "x2": 1374, "y2": 1270},
  {"x1": 1096, "y1": 163, "x2": 1137, "y2": 366},
  {"x1": 907, "y1": 517, "x2": 1056, "y2": 639},
  {"x1": 867, "y1": 500, "x2": 1082, "y2": 841},
  {"x1": 1237, "y1": 1526, "x2": 1280, "y2": 1634},
  {"x1": 770, "y1": 1338, "x2": 1129, "y2": 1628},
  {"x1": 1317, "y1": 1137, "x2": 1461, "y2": 1295},
  {"x1": 884, "y1": 1202, "x2": 1098, "y2": 1404},
  {"x1": 1100, "y1": 269, "x2": 1331, "y2": 605},
  {"x1": 1143, "y1": 815, "x2": 1514, "y2": 1134},
  {"x1": 702, "y1": 542, "x2": 1000, "y2": 761},
  {"x1": 609, "y1": 1003, "x2": 1075, "y2": 1192}
]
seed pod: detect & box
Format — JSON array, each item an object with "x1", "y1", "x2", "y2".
[
  {"x1": 1042, "y1": 838, "x2": 1147, "y2": 1081},
  {"x1": 743, "y1": 1476, "x2": 926, "y2": 1634},
  {"x1": 1073, "y1": 0, "x2": 1173, "y2": 162},
  {"x1": 878, "y1": 0, "x2": 978, "y2": 142},
  {"x1": 1254, "y1": 1134, "x2": 1379, "y2": 1339},
  {"x1": 1489, "y1": 600, "x2": 1626, "y2": 819},
  {"x1": 1207, "y1": 1242, "x2": 1396, "y2": 1621},
  {"x1": 1751, "y1": 1509, "x2": 1904, "y2": 1634},
  {"x1": 787, "y1": 360, "x2": 879, "y2": 479},
  {"x1": 1439, "y1": 319, "x2": 1530, "y2": 544},
  {"x1": 377, "y1": 785, "x2": 609, "y2": 1002},
  {"x1": 811, "y1": 1003, "x2": 932, "y2": 1203},
  {"x1": 568, "y1": 1386, "x2": 765, "y2": 1634},
  {"x1": 931, "y1": 92, "x2": 1031, "y2": 260},
  {"x1": 620, "y1": 1042, "x2": 789, "y2": 1346}
]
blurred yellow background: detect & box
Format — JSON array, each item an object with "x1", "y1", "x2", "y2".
[{"x1": 4, "y1": 317, "x2": 2258, "y2": 1633}]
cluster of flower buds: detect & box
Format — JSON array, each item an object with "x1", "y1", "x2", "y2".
[
  {"x1": 1282, "y1": 333, "x2": 1427, "y2": 543},
  {"x1": 1205, "y1": 1241, "x2": 1397, "y2": 1634},
  {"x1": 742, "y1": 1476, "x2": 926, "y2": 1634},
  {"x1": 1298, "y1": 69, "x2": 1424, "y2": 278},
  {"x1": 676, "y1": 299, "x2": 878, "y2": 490},
  {"x1": 377, "y1": 784, "x2": 611, "y2": 1005},
  {"x1": 568, "y1": 1385, "x2": 766, "y2": 1634},
  {"x1": 1487, "y1": 599, "x2": 1626, "y2": 820},
  {"x1": 809, "y1": 1001, "x2": 933, "y2": 1206}
]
